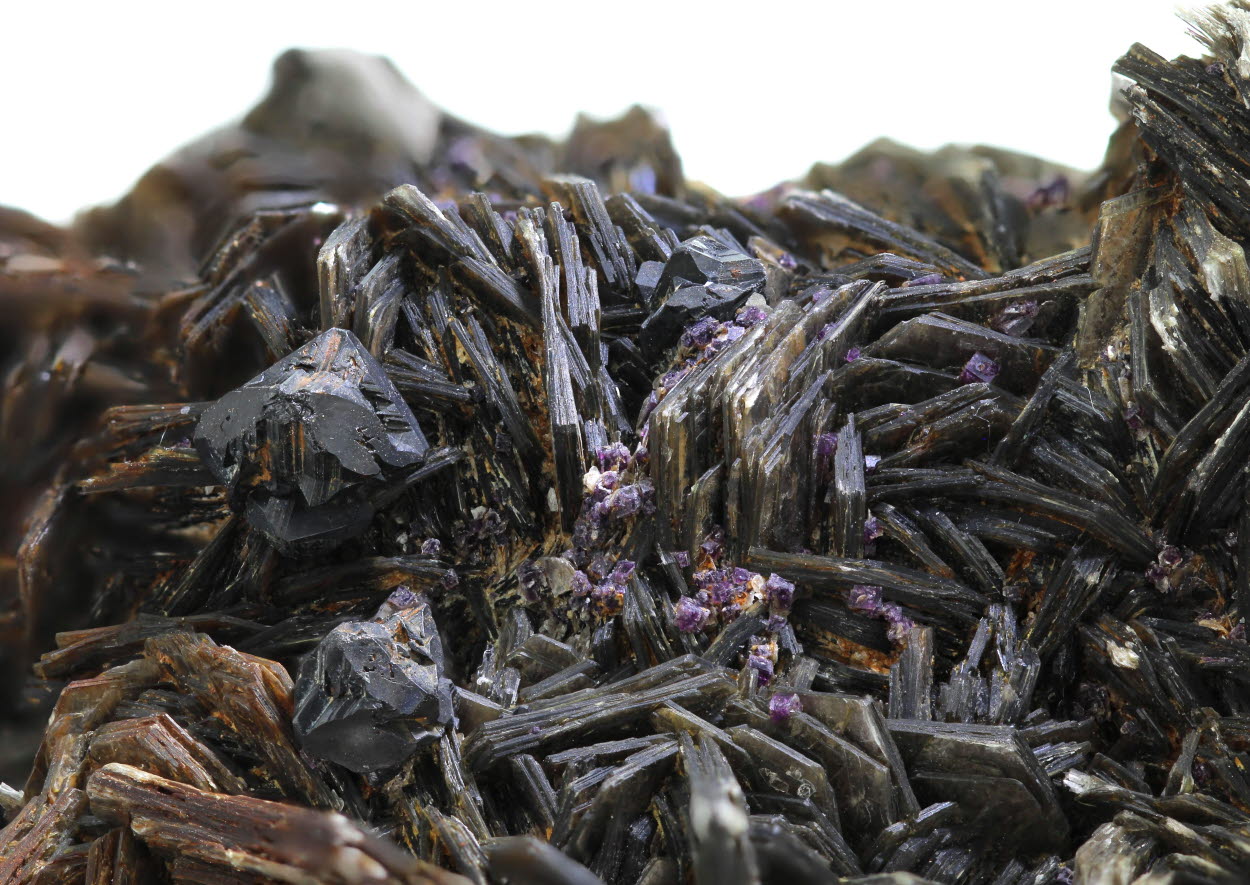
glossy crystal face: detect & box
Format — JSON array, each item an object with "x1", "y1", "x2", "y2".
[{"x1": 194, "y1": 327, "x2": 427, "y2": 546}]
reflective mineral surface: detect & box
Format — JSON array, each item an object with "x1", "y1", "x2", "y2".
[{"x1": 4, "y1": 8, "x2": 1250, "y2": 885}]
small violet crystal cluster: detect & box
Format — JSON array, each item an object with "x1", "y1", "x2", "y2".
[
  {"x1": 639, "y1": 305, "x2": 769, "y2": 426},
  {"x1": 673, "y1": 526, "x2": 796, "y2": 685},
  {"x1": 845, "y1": 584, "x2": 915, "y2": 644},
  {"x1": 556, "y1": 442, "x2": 657, "y2": 617},
  {"x1": 540, "y1": 306, "x2": 770, "y2": 621}
]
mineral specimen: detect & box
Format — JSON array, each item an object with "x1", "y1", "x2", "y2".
[
  {"x1": 639, "y1": 234, "x2": 768, "y2": 358},
  {"x1": 6, "y1": 5, "x2": 1250, "y2": 884},
  {"x1": 195, "y1": 327, "x2": 429, "y2": 547},
  {"x1": 292, "y1": 591, "x2": 453, "y2": 773}
]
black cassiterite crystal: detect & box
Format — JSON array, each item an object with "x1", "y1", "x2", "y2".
[
  {"x1": 194, "y1": 327, "x2": 428, "y2": 547},
  {"x1": 293, "y1": 591, "x2": 453, "y2": 774},
  {"x1": 639, "y1": 234, "x2": 766, "y2": 358},
  {"x1": 651, "y1": 233, "x2": 767, "y2": 305}
]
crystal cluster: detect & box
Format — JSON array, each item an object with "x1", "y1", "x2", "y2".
[{"x1": 5, "y1": 9, "x2": 1250, "y2": 885}]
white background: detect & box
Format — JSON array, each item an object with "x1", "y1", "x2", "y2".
[{"x1": 2, "y1": 0, "x2": 1200, "y2": 224}]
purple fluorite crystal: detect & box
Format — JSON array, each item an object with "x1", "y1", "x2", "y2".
[
  {"x1": 680, "y1": 316, "x2": 720, "y2": 350},
  {"x1": 601, "y1": 485, "x2": 642, "y2": 520},
  {"x1": 674, "y1": 597, "x2": 710, "y2": 633},
  {"x1": 517, "y1": 560, "x2": 543, "y2": 601},
  {"x1": 736, "y1": 305, "x2": 768, "y2": 327},
  {"x1": 884, "y1": 606, "x2": 915, "y2": 644},
  {"x1": 815, "y1": 432, "x2": 839, "y2": 460},
  {"x1": 1125, "y1": 404, "x2": 1145, "y2": 432},
  {"x1": 846, "y1": 584, "x2": 913, "y2": 643},
  {"x1": 864, "y1": 516, "x2": 884, "y2": 545},
  {"x1": 1027, "y1": 175, "x2": 1070, "y2": 209},
  {"x1": 769, "y1": 692, "x2": 803, "y2": 724},
  {"x1": 747, "y1": 642, "x2": 775, "y2": 684},
  {"x1": 847, "y1": 584, "x2": 885, "y2": 615},
  {"x1": 699, "y1": 533, "x2": 724, "y2": 561},
  {"x1": 609, "y1": 559, "x2": 636, "y2": 584},
  {"x1": 765, "y1": 573, "x2": 795, "y2": 613},
  {"x1": 959, "y1": 352, "x2": 1000, "y2": 384},
  {"x1": 594, "y1": 442, "x2": 632, "y2": 471},
  {"x1": 990, "y1": 300, "x2": 1040, "y2": 337}
]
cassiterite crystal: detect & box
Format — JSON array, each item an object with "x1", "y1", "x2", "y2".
[
  {"x1": 292, "y1": 591, "x2": 453, "y2": 773},
  {"x1": 9, "y1": 7, "x2": 1250, "y2": 883},
  {"x1": 639, "y1": 234, "x2": 767, "y2": 359},
  {"x1": 194, "y1": 327, "x2": 428, "y2": 547}
]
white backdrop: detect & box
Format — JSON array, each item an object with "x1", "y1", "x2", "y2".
[{"x1": 2, "y1": 0, "x2": 1200, "y2": 223}]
